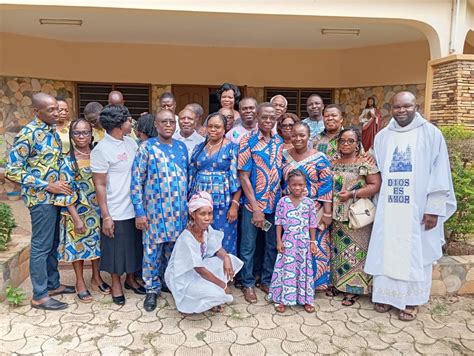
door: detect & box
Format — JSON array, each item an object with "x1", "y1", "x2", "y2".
[{"x1": 173, "y1": 85, "x2": 210, "y2": 123}]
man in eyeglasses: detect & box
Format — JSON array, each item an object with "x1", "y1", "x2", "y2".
[
  {"x1": 6, "y1": 93, "x2": 76, "y2": 310},
  {"x1": 131, "y1": 109, "x2": 189, "y2": 312}
]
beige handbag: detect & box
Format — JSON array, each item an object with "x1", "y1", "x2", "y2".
[{"x1": 348, "y1": 198, "x2": 375, "y2": 229}]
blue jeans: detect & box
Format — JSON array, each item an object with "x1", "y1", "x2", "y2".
[
  {"x1": 29, "y1": 204, "x2": 61, "y2": 300},
  {"x1": 239, "y1": 207, "x2": 277, "y2": 288}
]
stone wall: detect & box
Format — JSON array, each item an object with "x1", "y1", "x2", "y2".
[
  {"x1": 429, "y1": 57, "x2": 474, "y2": 129},
  {"x1": 335, "y1": 84, "x2": 425, "y2": 128},
  {"x1": 431, "y1": 255, "x2": 474, "y2": 295},
  {"x1": 0, "y1": 76, "x2": 74, "y2": 199}
]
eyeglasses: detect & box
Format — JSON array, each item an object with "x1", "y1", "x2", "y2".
[
  {"x1": 281, "y1": 124, "x2": 294, "y2": 129},
  {"x1": 72, "y1": 131, "x2": 92, "y2": 137},
  {"x1": 156, "y1": 119, "x2": 176, "y2": 126},
  {"x1": 339, "y1": 139, "x2": 357, "y2": 145}
]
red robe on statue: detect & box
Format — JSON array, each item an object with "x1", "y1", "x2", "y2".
[{"x1": 361, "y1": 108, "x2": 382, "y2": 151}]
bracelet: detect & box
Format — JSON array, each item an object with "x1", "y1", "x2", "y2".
[
  {"x1": 310, "y1": 241, "x2": 317, "y2": 244},
  {"x1": 323, "y1": 213, "x2": 332, "y2": 218},
  {"x1": 103, "y1": 216, "x2": 112, "y2": 221},
  {"x1": 231, "y1": 200, "x2": 240, "y2": 207}
]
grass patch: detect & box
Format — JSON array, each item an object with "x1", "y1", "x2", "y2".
[
  {"x1": 195, "y1": 331, "x2": 207, "y2": 341},
  {"x1": 432, "y1": 303, "x2": 449, "y2": 316}
]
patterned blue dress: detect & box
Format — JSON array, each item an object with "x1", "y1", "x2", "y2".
[{"x1": 189, "y1": 141, "x2": 241, "y2": 255}]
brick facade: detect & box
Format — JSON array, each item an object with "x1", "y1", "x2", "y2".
[{"x1": 427, "y1": 56, "x2": 474, "y2": 129}]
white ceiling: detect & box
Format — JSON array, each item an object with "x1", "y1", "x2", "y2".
[{"x1": 0, "y1": 5, "x2": 427, "y2": 49}]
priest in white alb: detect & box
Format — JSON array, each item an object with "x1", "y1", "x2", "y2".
[{"x1": 364, "y1": 91, "x2": 456, "y2": 322}]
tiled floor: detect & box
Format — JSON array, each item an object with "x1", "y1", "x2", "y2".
[{"x1": 1, "y1": 268, "x2": 473, "y2": 355}]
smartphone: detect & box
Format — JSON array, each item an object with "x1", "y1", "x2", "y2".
[{"x1": 262, "y1": 219, "x2": 273, "y2": 232}]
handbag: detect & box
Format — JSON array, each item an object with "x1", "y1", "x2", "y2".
[{"x1": 348, "y1": 197, "x2": 375, "y2": 229}]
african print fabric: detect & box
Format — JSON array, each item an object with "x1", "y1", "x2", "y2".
[
  {"x1": 57, "y1": 125, "x2": 70, "y2": 154},
  {"x1": 282, "y1": 151, "x2": 332, "y2": 202},
  {"x1": 237, "y1": 130, "x2": 283, "y2": 214},
  {"x1": 313, "y1": 130, "x2": 341, "y2": 161},
  {"x1": 282, "y1": 151, "x2": 333, "y2": 290},
  {"x1": 6, "y1": 118, "x2": 63, "y2": 207},
  {"x1": 55, "y1": 157, "x2": 101, "y2": 262},
  {"x1": 302, "y1": 118, "x2": 325, "y2": 141},
  {"x1": 268, "y1": 196, "x2": 317, "y2": 306},
  {"x1": 189, "y1": 141, "x2": 241, "y2": 255},
  {"x1": 131, "y1": 138, "x2": 188, "y2": 244},
  {"x1": 331, "y1": 158, "x2": 379, "y2": 295}
]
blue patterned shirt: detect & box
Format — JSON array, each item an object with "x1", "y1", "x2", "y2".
[
  {"x1": 302, "y1": 117, "x2": 325, "y2": 141},
  {"x1": 131, "y1": 138, "x2": 189, "y2": 243}
]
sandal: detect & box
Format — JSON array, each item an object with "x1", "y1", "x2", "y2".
[
  {"x1": 211, "y1": 305, "x2": 225, "y2": 313},
  {"x1": 274, "y1": 304, "x2": 286, "y2": 313},
  {"x1": 325, "y1": 286, "x2": 340, "y2": 297},
  {"x1": 341, "y1": 294, "x2": 359, "y2": 307},
  {"x1": 76, "y1": 290, "x2": 93, "y2": 303},
  {"x1": 399, "y1": 307, "x2": 418, "y2": 322},
  {"x1": 304, "y1": 304, "x2": 315, "y2": 313},
  {"x1": 91, "y1": 282, "x2": 111, "y2": 295},
  {"x1": 374, "y1": 303, "x2": 391, "y2": 313}
]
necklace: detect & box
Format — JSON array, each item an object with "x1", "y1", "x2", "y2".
[
  {"x1": 207, "y1": 138, "x2": 223, "y2": 149},
  {"x1": 75, "y1": 147, "x2": 91, "y2": 156}
]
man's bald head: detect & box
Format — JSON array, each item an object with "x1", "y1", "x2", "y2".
[
  {"x1": 155, "y1": 109, "x2": 175, "y2": 121},
  {"x1": 391, "y1": 91, "x2": 416, "y2": 104},
  {"x1": 108, "y1": 91, "x2": 124, "y2": 105},
  {"x1": 32, "y1": 93, "x2": 59, "y2": 125},
  {"x1": 391, "y1": 91, "x2": 418, "y2": 127},
  {"x1": 32, "y1": 93, "x2": 55, "y2": 109}
]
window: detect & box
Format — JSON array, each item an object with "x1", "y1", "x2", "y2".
[
  {"x1": 265, "y1": 88, "x2": 333, "y2": 117},
  {"x1": 77, "y1": 83, "x2": 151, "y2": 119}
]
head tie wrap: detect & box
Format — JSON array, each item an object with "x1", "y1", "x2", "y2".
[{"x1": 189, "y1": 191, "x2": 213, "y2": 213}]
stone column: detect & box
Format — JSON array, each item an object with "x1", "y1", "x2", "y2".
[{"x1": 425, "y1": 55, "x2": 474, "y2": 129}]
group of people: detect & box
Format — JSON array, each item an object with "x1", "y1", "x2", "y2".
[{"x1": 6, "y1": 83, "x2": 456, "y2": 323}]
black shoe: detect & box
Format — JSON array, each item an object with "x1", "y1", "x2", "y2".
[
  {"x1": 48, "y1": 285, "x2": 76, "y2": 296},
  {"x1": 143, "y1": 293, "x2": 158, "y2": 312},
  {"x1": 234, "y1": 280, "x2": 243, "y2": 289},
  {"x1": 112, "y1": 294, "x2": 125, "y2": 306},
  {"x1": 161, "y1": 285, "x2": 170, "y2": 294},
  {"x1": 31, "y1": 298, "x2": 68, "y2": 310},
  {"x1": 124, "y1": 282, "x2": 146, "y2": 295}
]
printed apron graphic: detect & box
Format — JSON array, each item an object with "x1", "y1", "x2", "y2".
[{"x1": 382, "y1": 129, "x2": 418, "y2": 280}]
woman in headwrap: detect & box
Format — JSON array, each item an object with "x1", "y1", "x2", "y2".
[{"x1": 164, "y1": 192, "x2": 243, "y2": 314}]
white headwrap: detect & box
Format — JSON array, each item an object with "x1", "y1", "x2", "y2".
[{"x1": 188, "y1": 191, "x2": 213, "y2": 213}]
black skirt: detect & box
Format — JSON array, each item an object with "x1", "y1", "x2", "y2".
[{"x1": 100, "y1": 218, "x2": 143, "y2": 275}]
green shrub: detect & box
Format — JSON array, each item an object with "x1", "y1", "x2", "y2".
[
  {"x1": 0, "y1": 203, "x2": 16, "y2": 251},
  {"x1": 440, "y1": 126, "x2": 474, "y2": 245},
  {"x1": 5, "y1": 286, "x2": 26, "y2": 307}
]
